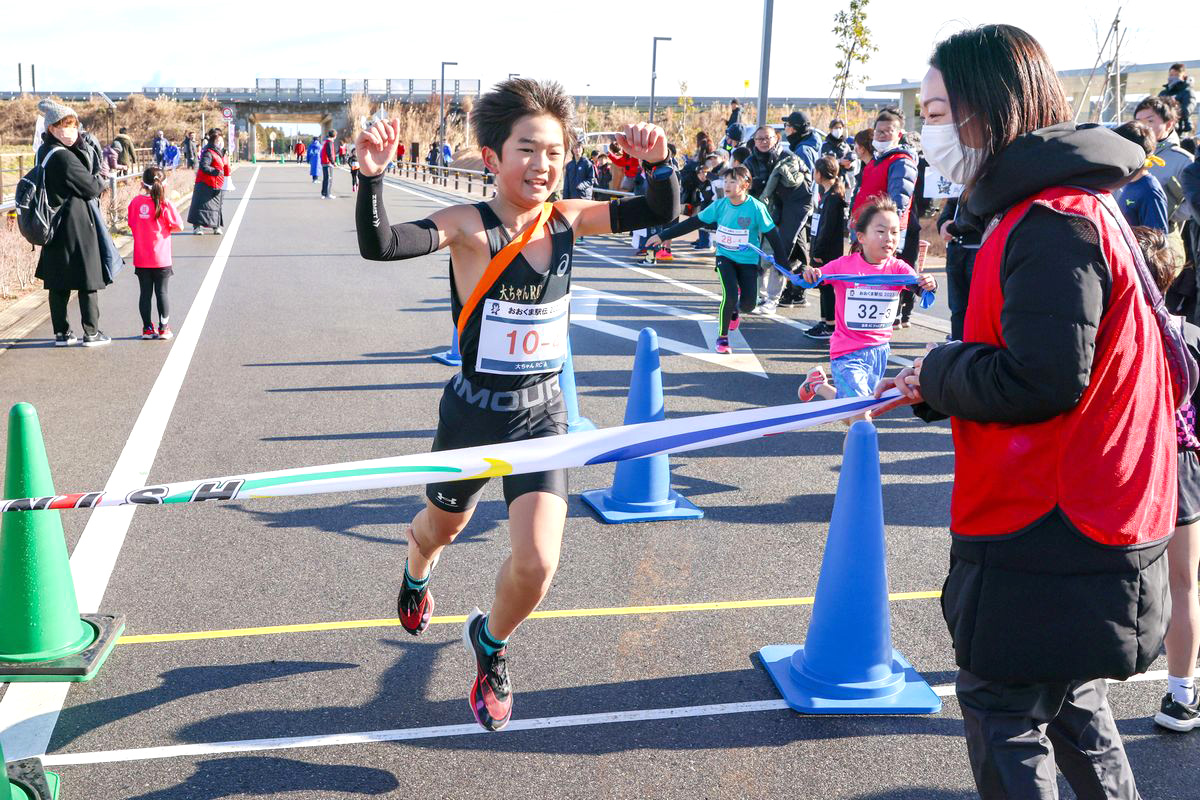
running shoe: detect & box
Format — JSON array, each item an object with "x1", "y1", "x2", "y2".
[
  {"x1": 1154, "y1": 691, "x2": 1200, "y2": 732},
  {"x1": 729, "y1": 314, "x2": 740, "y2": 332},
  {"x1": 213, "y1": 227, "x2": 224, "y2": 235},
  {"x1": 655, "y1": 248, "x2": 673, "y2": 261},
  {"x1": 142, "y1": 325, "x2": 157, "y2": 340},
  {"x1": 397, "y1": 550, "x2": 438, "y2": 636},
  {"x1": 901, "y1": 319, "x2": 912, "y2": 328},
  {"x1": 804, "y1": 321, "x2": 834, "y2": 340},
  {"x1": 759, "y1": 300, "x2": 779, "y2": 315},
  {"x1": 80, "y1": 331, "x2": 111, "y2": 347},
  {"x1": 157, "y1": 324, "x2": 174, "y2": 341},
  {"x1": 797, "y1": 366, "x2": 828, "y2": 402},
  {"x1": 715, "y1": 336, "x2": 731, "y2": 354},
  {"x1": 892, "y1": 319, "x2": 901, "y2": 330},
  {"x1": 54, "y1": 331, "x2": 77, "y2": 347},
  {"x1": 464, "y1": 608, "x2": 513, "y2": 731},
  {"x1": 192, "y1": 226, "x2": 203, "y2": 235}
]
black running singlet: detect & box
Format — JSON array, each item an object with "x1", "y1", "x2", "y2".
[{"x1": 451, "y1": 203, "x2": 575, "y2": 392}]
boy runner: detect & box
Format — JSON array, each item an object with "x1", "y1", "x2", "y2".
[{"x1": 355, "y1": 79, "x2": 678, "y2": 731}]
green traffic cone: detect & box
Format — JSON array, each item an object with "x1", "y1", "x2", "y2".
[
  {"x1": 2, "y1": 737, "x2": 59, "y2": 800},
  {"x1": 0, "y1": 403, "x2": 123, "y2": 683}
]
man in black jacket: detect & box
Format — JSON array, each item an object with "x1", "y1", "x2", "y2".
[
  {"x1": 936, "y1": 196, "x2": 982, "y2": 341},
  {"x1": 1160, "y1": 63, "x2": 1195, "y2": 135}
]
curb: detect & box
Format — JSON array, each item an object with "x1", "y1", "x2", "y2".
[{"x1": 0, "y1": 171, "x2": 236, "y2": 354}]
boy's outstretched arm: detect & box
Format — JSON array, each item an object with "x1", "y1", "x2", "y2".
[
  {"x1": 354, "y1": 118, "x2": 457, "y2": 261},
  {"x1": 559, "y1": 123, "x2": 679, "y2": 237}
]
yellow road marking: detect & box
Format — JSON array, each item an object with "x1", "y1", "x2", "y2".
[{"x1": 117, "y1": 591, "x2": 941, "y2": 645}]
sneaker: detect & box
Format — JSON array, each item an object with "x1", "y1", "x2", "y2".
[
  {"x1": 464, "y1": 608, "x2": 513, "y2": 731},
  {"x1": 54, "y1": 331, "x2": 77, "y2": 347},
  {"x1": 157, "y1": 324, "x2": 173, "y2": 341},
  {"x1": 797, "y1": 366, "x2": 828, "y2": 402},
  {"x1": 641, "y1": 254, "x2": 656, "y2": 265},
  {"x1": 795, "y1": 295, "x2": 810, "y2": 307},
  {"x1": 655, "y1": 248, "x2": 673, "y2": 261},
  {"x1": 729, "y1": 315, "x2": 740, "y2": 332},
  {"x1": 804, "y1": 321, "x2": 834, "y2": 340},
  {"x1": 715, "y1": 336, "x2": 731, "y2": 354},
  {"x1": 635, "y1": 249, "x2": 647, "y2": 258},
  {"x1": 759, "y1": 301, "x2": 779, "y2": 315},
  {"x1": 141, "y1": 325, "x2": 157, "y2": 340},
  {"x1": 901, "y1": 319, "x2": 912, "y2": 328},
  {"x1": 213, "y1": 227, "x2": 223, "y2": 235},
  {"x1": 1154, "y1": 691, "x2": 1200, "y2": 732},
  {"x1": 80, "y1": 331, "x2": 111, "y2": 347},
  {"x1": 193, "y1": 226, "x2": 203, "y2": 235},
  {"x1": 892, "y1": 319, "x2": 902, "y2": 330}
]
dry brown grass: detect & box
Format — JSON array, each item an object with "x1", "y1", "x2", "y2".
[
  {"x1": 0, "y1": 93, "x2": 227, "y2": 151},
  {"x1": 1, "y1": 168, "x2": 194, "y2": 302}
]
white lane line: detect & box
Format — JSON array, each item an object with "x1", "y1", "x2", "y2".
[
  {"x1": 38, "y1": 668, "x2": 1189, "y2": 767},
  {"x1": 0, "y1": 167, "x2": 263, "y2": 761}
]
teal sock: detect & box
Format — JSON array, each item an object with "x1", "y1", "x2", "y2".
[
  {"x1": 403, "y1": 560, "x2": 429, "y2": 592},
  {"x1": 475, "y1": 615, "x2": 508, "y2": 655}
]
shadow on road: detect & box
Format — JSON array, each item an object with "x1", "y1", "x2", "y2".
[{"x1": 124, "y1": 755, "x2": 399, "y2": 799}]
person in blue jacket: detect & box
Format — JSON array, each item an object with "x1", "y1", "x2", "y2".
[
  {"x1": 563, "y1": 140, "x2": 595, "y2": 200},
  {"x1": 782, "y1": 111, "x2": 820, "y2": 173},
  {"x1": 1114, "y1": 121, "x2": 1170, "y2": 233},
  {"x1": 306, "y1": 137, "x2": 321, "y2": 182}
]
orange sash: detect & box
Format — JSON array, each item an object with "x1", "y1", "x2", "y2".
[{"x1": 456, "y1": 202, "x2": 554, "y2": 339}]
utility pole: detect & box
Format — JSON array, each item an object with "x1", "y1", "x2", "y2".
[
  {"x1": 17, "y1": 63, "x2": 22, "y2": 94},
  {"x1": 440, "y1": 61, "x2": 458, "y2": 167},
  {"x1": 31, "y1": 64, "x2": 36, "y2": 95},
  {"x1": 1111, "y1": 9, "x2": 1123, "y2": 123},
  {"x1": 757, "y1": 0, "x2": 774, "y2": 126},
  {"x1": 649, "y1": 37, "x2": 672, "y2": 124}
]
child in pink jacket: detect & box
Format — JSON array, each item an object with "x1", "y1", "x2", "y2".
[{"x1": 127, "y1": 167, "x2": 183, "y2": 340}]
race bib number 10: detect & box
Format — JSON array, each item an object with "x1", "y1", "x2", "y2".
[
  {"x1": 476, "y1": 294, "x2": 570, "y2": 374},
  {"x1": 844, "y1": 286, "x2": 899, "y2": 331}
]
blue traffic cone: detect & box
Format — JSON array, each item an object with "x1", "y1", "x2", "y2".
[
  {"x1": 560, "y1": 339, "x2": 595, "y2": 433},
  {"x1": 431, "y1": 328, "x2": 462, "y2": 367},
  {"x1": 581, "y1": 328, "x2": 702, "y2": 523},
  {"x1": 759, "y1": 421, "x2": 940, "y2": 714}
]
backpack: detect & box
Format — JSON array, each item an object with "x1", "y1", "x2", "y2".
[{"x1": 15, "y1": 146, "x2": 63, "y2": 247}]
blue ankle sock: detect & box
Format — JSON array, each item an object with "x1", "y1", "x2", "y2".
[
  {"x1": 475, "y1": 616, "x2": 507, "y2": 655},
  {"x1": 403, "y1": 560, "x2": 429, "y2": 592}
]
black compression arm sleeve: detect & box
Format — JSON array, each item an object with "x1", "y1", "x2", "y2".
[
  {"x1": 656, "y1": 215, "x2": 707, "y2": 241},
  {"x1": 356, "y1": 174, "x2": 439, "y2": 261},
  {"x1": 608, "y1": 168, "x2": 680, "y2": 232},
  {"x1": 764, "y1": 227, "x2": 789, "y2": 262}
]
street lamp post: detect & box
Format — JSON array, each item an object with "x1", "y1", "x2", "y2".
[
  {"x1": 439, "y1": 61, "x2": 458, "y2": 168},
  {"x1": 508, "y1": 73, "x2": 520, "y2": 81},
  {"x1": 648, "y1": 36, "x2": 672, "y2": 124}
]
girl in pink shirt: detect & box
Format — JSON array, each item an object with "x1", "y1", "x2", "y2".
[
  {"x1": 127, "y1": 167, "x2": 182, "y2": 340},
  {"x1": 797, "y1": 195, "x2": 936, "y2": 403}
]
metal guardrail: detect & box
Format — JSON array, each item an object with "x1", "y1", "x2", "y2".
[
  {"x1": 390, "y1": 161, "x2": 635, "y2": 200},
  {"x1": 1, "y1": 148, "x2": 155, "y2": 209}
]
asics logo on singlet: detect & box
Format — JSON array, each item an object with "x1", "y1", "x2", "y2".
[
  {"x1": 555, "y1": 254, "x2": 570, "y2": 276},
  {"x1": 436, "y1": 492, "x2": 458, "y2": 507}
]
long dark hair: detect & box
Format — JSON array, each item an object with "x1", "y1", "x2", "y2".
[
  {"x1": 205, "y1": 127, "x2": 222, "y2": 145},
  {"x1": 930, "y1": 25, "x2": 1070, "y2": 186},
  {"x1": 815, "y1": 155, "x2": 844, "y2": 198},
  {"x1": 142, "y1": 167, "x2": 166, "y2": 218},
  {"x1": 696, "y1": 131, "x2": 714, "y2": 159}
]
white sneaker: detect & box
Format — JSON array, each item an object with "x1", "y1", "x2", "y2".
[{"x1": 759, "y1": 301, "x2": 779, "y2": 315}]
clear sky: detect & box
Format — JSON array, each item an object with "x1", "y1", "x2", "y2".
[{"x1": 2, "y1": 1, "x2": 1191, "y2": 99}]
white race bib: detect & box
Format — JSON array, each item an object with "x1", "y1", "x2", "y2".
[
  {"x1": 714, "y1": 225, "x2": 750, "y2": 250},
  {"x1": 844, "y1": 286, "x2": 899, "y2": 331},
  {"x1": 809, "y1": 212, "x2": 821, "y2": 237},
  {"x1": 475, "y1": 294, "x2": 570, "y2": 375}
]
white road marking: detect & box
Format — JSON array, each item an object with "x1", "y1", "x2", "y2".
[
  {"x1": 38, "y1": 669, "x2": 1190, "y2": 767},
  {"x1": 0, "y1": 167, "x2": 263, "y2": 761},
  {"x1": 573, "y1": 285, "x2": 767, "y2": 378}
]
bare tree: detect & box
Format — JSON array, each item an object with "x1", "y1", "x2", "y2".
[{"x1": 831, "y1": 0, "x2": 878, "y2": 119}]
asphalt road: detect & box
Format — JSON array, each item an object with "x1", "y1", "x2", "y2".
[{"x1": 0, "y1": 163, "x2": 1195, "y2": 799}]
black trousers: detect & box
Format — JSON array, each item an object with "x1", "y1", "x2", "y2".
[
  {"x1": 818, "y1": 283, "x2": 835, "y2": 322},
  {"x1": 945, "y1": 241, "x2": 978, "y2": 341},
  {"x1": 48, "y1": 289, "x2": 99, "y2": 337},
  {"x1": 957, "y1": 669, "x2": 1140, "y2": 799},
  {"x1": 135, "y1": 267, "x2": 171, "y2": 328},
  {"x1": 321, "y1": 164, "x2": 333, "y2": 197},
  {"x1": 716, "y1": 256, "x2": 757, "y2": 336}
]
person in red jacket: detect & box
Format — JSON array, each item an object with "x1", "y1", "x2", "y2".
[
  {"x1": 320, "y1": 129, "x2": 338, "y2": 199},
  {"x1": 294, "y1": 140, "x2": 305, "y2": 162},
  {"x1": 879, "y1": 24, "x2": 1179, "y2": 799},
  {"x1": 607, "y1": 141, "x2": 640, "y2": 190},
  {"x1": 188, "y1": 128, "x2": 230, "y2": 234}
]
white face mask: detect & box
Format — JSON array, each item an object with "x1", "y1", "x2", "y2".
[
  {"x1": 921, "y1": 121, "x2": 985, "y2": 185},
  {"x1": 872, "y1": 139, "x2": 896, "y2": 156}
]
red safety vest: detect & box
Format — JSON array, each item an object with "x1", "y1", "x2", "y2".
[
  {"x1": 194, "y1": 147, "x2": 226, "y2": 190},
  {"x1": 951, "y1": 186, "x2": 1176, "y2": 546},
  {"x1": 851, "y1": 150, "x2": 913, "y2": 229}
]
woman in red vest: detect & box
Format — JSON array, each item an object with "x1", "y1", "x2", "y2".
[
  {"x1": 188, "y1": 128, "x2": 230, "y2": 235},
  {"x1": 877, "y1": 25, "x2": 1176, "y2": 798}
]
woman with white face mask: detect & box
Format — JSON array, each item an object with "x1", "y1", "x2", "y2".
[
  {"x1": 187, "y1": 127, "x2": 230, "y2": 234},
  {"x1": 34, "y1": 100, "x2": 112, "y2": 347},
  {"x1": 876, "y1": 23, "x2": 1188, "y2": 798}
]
